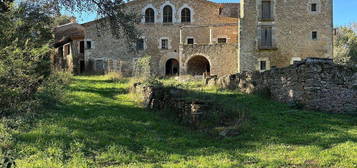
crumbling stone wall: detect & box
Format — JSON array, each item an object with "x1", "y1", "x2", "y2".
[
  {"x1": 131, "y1": 84, "x2": 216, "y2": 128},
  {"x1": 207, "y1": 60, "x2": 357, "y2": 113}
]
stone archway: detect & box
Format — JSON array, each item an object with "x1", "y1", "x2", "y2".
[
  {"x1": 187, "y1": 55, "x2": 210, "y2": 76},
  {"x1": 165, "y1": 58, "x2": 179, "y2": 76}
]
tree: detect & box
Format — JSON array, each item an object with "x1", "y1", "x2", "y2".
[
  {"x1": 1, "y1": 0, "x2": 141, "y2": 117},
  {"x1": 53, "y1": 15, "x2": 76, "y2": 26},
  {"x1": 0, "y1": 2, "x2": 54, "y2": 116},
  {"x1": 0, "y1": 0, "x2": 14, "y2": 13},
  {"x1": 33, "y1": 0, "x2": 140, "y2": 44},
  {"x1": 334, "y1": 24, "x2": 357, "y2": 67},
  {"x1": 2, "y1": 0, "x2": 140, "y2": 44}
]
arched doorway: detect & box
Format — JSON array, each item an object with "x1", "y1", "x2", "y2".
[
  {"x1": 165, "y1": 59, "x2": 179, "y2": 75},
  {"x1": 187, "y1": 56, "x2": 210, "y2": 76}
]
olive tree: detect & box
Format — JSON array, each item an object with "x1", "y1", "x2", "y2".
[{"x1": 334, "y1": 24, "x2": 357, "y2": 67}]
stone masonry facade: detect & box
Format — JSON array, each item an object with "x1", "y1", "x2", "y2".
[
  {"x1": 54, "y1": 0, "x2": 333, "y2": 77},
  {"x1": 207, "y1": 59, "x2": 357, "y2": 113},
  {"x1": 80, "y1": 0, "x2": 239, "y2": 76},
  {"x1": 239, "y1": 0, "x2": 333, "y2": 72}
]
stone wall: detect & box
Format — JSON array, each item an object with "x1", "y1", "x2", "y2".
[
  {"x1": 82, "y1": 0, "x2": 239, "y2": 76},
  {"x1": 131, "y1": 84, "x2": 216, "y2": 128},
  {"x1": 207, "y1": 60, "x2": 357, "y2": 113},
  {"x1": 239, "y1": 0, "x2": 333, "y2": 72},
  {"x1": 181, "y1": 43, "x2": 238, "y2": 77}
]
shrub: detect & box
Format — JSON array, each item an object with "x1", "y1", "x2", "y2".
[
  {"x1": 36, "y1": 71, "x2": 72, "y2": 106},
  {"x1": 0, "y1": 45, "x2": 72, "y2": 116},
  {"x1": 0, "y1": 45, "x2": 52, "y2": 116},
  {"x1": 141, "y1": 77, "x2": 163, "y2": 88},
  {"x1": 0, "y1": 122, "x2": 15, "y2": 168},
  {"x1": 106, "y1": 71, "x2": 124, "y2": 83},
  {"x1": 133, "y1": 55, "x2": 151, "y2": 78}
]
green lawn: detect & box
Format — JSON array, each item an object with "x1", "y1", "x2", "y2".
[{"x1": 6, "y1": 76, "x2": 357, "y2": 167}]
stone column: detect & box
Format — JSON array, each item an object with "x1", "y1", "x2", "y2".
[
  {"x1": 179, "y1": 27, "x2": 183, "y2": 75},
  {"x1": 179, "y1": 27, "x2": 183, "y2": 44}
]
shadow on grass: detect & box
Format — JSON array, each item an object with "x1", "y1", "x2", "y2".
[{"x1": 13, "y1": 77, "x2": 357, "y2": 166}]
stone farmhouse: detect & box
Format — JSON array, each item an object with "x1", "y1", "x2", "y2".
[{"x1": 53, "y1": 0, "x2": 333, "y2": 77}]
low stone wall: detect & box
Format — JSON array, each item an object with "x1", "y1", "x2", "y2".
[
  {"x1": 131, "y1": 84, "x2": 217, "y2": 128},
  {"x1": 207, "y1": 61, "x2": 357, "y2": 113}
]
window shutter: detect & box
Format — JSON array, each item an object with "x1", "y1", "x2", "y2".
[
  {"x1": 262, "y1": 1, "x2": 271, "y2": 19},
  {"x1": 261, "y1": 28, "x2": 266, "y2": 47},
  {"x1": 267, "y1": 27, "x2": 272, "y2": 47},
  {"x1": 261, "y1": 27, "x2": 273, "y2": 48}
]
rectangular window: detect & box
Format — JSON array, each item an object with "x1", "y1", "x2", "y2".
[
  {"x1": 80, "y1": 41, "x2": 84, "y2": 53},
  {"x1": 262, "y1": 1, "x2": 272, "y2": 19},
  {"x1": 311, "y1": 3, "x2": 317, "y2": 12},
  {"x1": 66, "y1": 44, "x2": 70, "y2": 55},
  {"x1": 187, "y1": 38, "x2": 194, "y2": 44},
  {"x1": 161, "y1": 39, "x2": 169, "y2": 49},
  {"x1": 312, "y1": 31, "x2": 318, "y2": 40},
  {"x1": 260, "y1": 61, "x2": 267, "y2": 71},
  {"x1": 136, "y1": 39, "x2": 144, "y2": 50},
  {"x1": 86, "y1": 41, "x2": 92, "y2": 49},
  {"x1": 218, "y1": 38, "x2": 227, "y2": 44},
  {"x1": 261, "y1": 26, "x2": 273, "y2": 48},
  {"x1": 95, "y1": 60, "x2": 104, "y2": 72}
]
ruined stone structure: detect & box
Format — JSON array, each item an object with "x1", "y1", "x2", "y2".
[
  {"x1": 53, "y1": 23, "x2": 85, "y2": 73},
  {"x1": 207, "y1": 58, "x2": 357, "y2": 113},
  {"x1": 54, "y1": 0, "x2": 333, "y2": 77}
]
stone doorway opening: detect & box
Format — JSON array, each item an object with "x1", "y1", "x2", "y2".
[
  {"x1": 187, "y1": 56, "x2": 210, "y2": 76},
  {"x1": 165, "y1": 59, "x2": 179, "y2": 76}
]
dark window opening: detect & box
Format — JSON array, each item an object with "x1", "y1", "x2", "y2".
[
  {"x1": 80, "y1": 41, "x2": 84, "y2": 54},
  {"x1": 86, "y1": 41, "x2": 92, "y2": 49},
  {"x1": 260, "y1": 61, "x2": 267, "y2": 71},
  {"x1": 163, "y1": 6, "x2": 173, "y2": 23},
  {"x1": 311, "y1": 3, "x2": 317, "y2": 12},
  {"x1": 66, "y1": 45, "x2": 70, "y2": 55},
  {"x1": 262, "y1": 1, "x2": 272, "y2": 19},
  {"x1": 161, "y1": 39, "x2": 169, "y2": 49},
  {"x1": 181, "y1": 8, "x2": 191, "y2": 23},
  {"x1": 218, "y1": 38, "x2": 227, "y2": 44},
  {"x1": 145, "y1": 8, "x2": 155, "y2": 23},
  {"x1": 136, "y1": 39, "x2": 144, "y2": 50},
  {"x1": 261, "y1": 26, "x2": 273, "y2": 48},
  {"x1": 187, "y1": 38, "x2": 194, "y2": 44},
  {"x1": 312, "y1": 31, "x2": 318, "y2": 40}
]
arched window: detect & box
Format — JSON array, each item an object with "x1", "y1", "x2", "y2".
[
  {"x1": 145, "y1": 8, "x2": 155, "y2": 23},
  {"x1": 163, "y1": 5, "x2": 173, "y2": 23},
  {"x1": 181, "y1": 8, "x2": 191, "y2": 23}
]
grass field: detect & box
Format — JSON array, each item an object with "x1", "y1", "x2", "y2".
[{"x1": 2, "y1": 76, "x2": 357, "y2": 168}]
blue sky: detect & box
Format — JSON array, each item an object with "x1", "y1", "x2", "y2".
[{"x1": 71, "y1": 0, "x2": 357, "y2": 27}]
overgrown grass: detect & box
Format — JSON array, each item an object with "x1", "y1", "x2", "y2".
[{"x1": 2, "y1": 76, "x2": 356, "y2": 167}]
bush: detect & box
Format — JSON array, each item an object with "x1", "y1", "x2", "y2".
[
  {"x1": 0, "y1": 45, "x2": 52, "y2": 116},
  {"x1": 133, "y1": 55, "x2": 151, "y2": 78},
  {"x1": 0, "y1": 45, "x2": 72, "y2": 116},
  {"x1": 0, "y1": 122, "x2": 15, "y2": 168},
  {"x1": 106, "y1": 72, "x2": 124, "y2": 83},
  {"x1": 36, "y1": 71, "x2": 72, "y2": 106}
]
